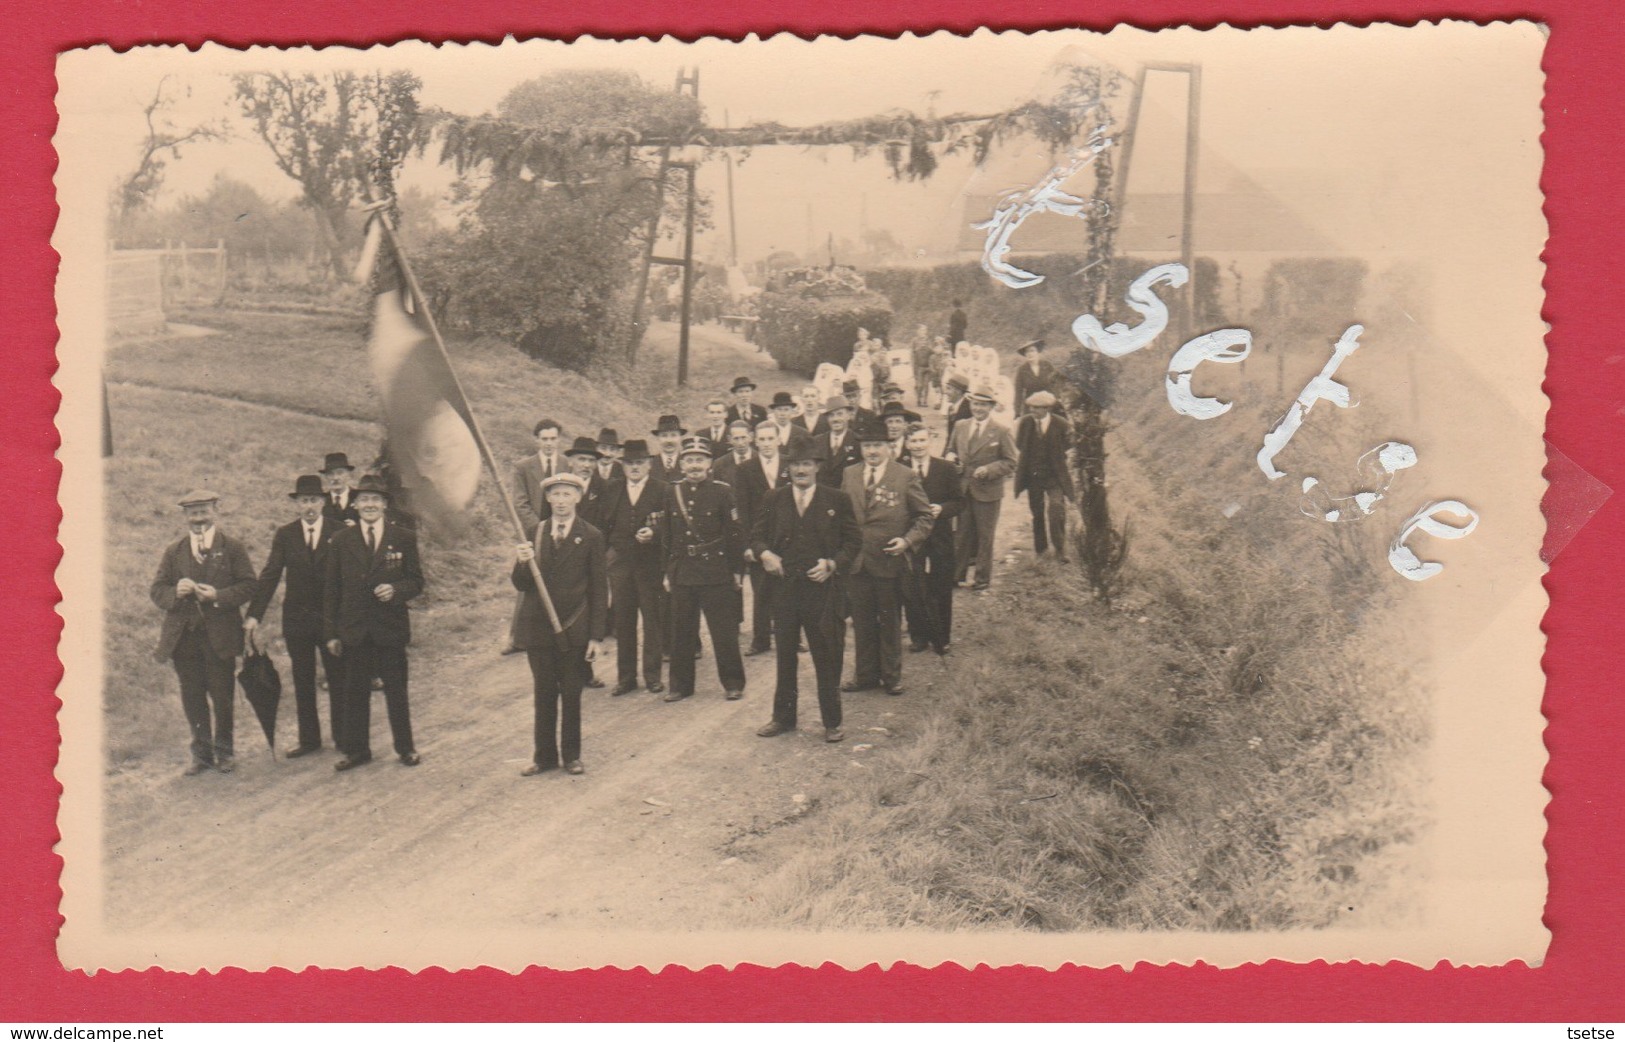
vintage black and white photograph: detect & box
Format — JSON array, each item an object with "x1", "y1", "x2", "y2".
[{"x1": 53, "y1": 25, "x2": 1549, "y2": 971}]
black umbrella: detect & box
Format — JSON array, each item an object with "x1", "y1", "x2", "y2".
[{"x1": 237, "y1": 652, "x2": 282, "y2": 760}]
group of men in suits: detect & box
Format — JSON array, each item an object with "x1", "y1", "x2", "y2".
[{"x1": 153, "y1": 451, "x2": 425, "y2": 777}]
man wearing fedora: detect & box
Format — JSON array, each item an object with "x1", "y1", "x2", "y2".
[
  {"x1": 651, "y1": 414, "x2": 688, "y2": 485},
  {"x1": 879, "y1": 402, "x2": 921, "y2": 461},
  {"x1": 319, "y1": 452, "x2": 360, "y2": 527},
  {"x1": 751, "y1": 435, "x2": 861, "y2": 742},
  {"x1": 660, "y1": 436, "x2": 746, "y2": 703},
  {"x1": 513, "y1": 472, "x2": 608, "y2": 777},
  {"x1": 725, "y1": 376, "x2": 768, "y2": 430},
  {"x1": 1013, "y1": 338, "x2": 1065, "y2": 417},
  {"x1": 324, "y1": 476, "x2": 425, "y2": 770},
  {"x1": 812, "y1": 380, "x2": 876, "y2": 436},
  {"x1": 732, "y1": 421, "x2": 791, "y2": 656},
  {"x1": 595, "y1": 428, "x2": 626, "y2": 484},
  {"x1": 841, "y1": 420, "x2": 934, "y2": 697},
  {"x1": 1015, "y1": 390, "x2": 1076, "y2": 562},
  {"x1": 150, "y1": 489, "x2": 258, "y2": 775},
  {"x1": 245, "y1": 474, "x2": 345, "y2": 758},
  {"x1": 816, "y1": 396, "x2": 863, "y2": 488},
  {"x1": 947, "y1": 384, "x2": 1019, "y2": 591},
  {"x1": 602, "y1": 438, "x2": 669, "y2": 696}
]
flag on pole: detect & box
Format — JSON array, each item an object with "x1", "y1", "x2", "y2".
[{"x1": 363, "y1": 220, "x2": 481, "y2": 535}]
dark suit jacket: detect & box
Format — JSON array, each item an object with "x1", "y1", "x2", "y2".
[
  {"x1": 816, "y1": 431, "x2": 863, "y2": 487},
  {"x1": 653, "y1": 453, "x2": 685, "y2": 486},
  {"x1": 323, "y1": 520, "x2": 424, "y2": 647},
  {"x1": 711, "y1": 449, "x2": 753, "y2": 490},
  {"x1": 512, "y1": 518, "x2": 609, "y2": 649},
  {"x1": 602, "y1": 475, "x2": 670, "y2": 575},
  {"x1": 911, "y1": 456, "x2": 966, "y2": 551},
  {"x1": 513, "y1": 453, "x2": 563, "y2": 538},
  {"x1": 321, "y1": 490, "x2": 360, "y2": 527},
  {"x1": 150, "y1": 531, "x2": 258, "y2": 661},
  {"x1": 730, "y1": 452, "x2": 791, "y2": 542},
  {"x1": 841, "y1": 461, "x2": 934, "y2": 578},
  {"x1": 1013, "y1": 358, "x2": 1065, "y2": 415},
  {"x1": 749, "y1": 483, "x2": 861, "y2": 578},
  {"x1": 247, "y1": 517, "x2": 340, "y2": 639},
  {"x1": 1014, "y1": 413, "x2": 1077, "y2": 499},
  {"x1": 726, "y1": 402, "x2": 768, "y2": 429},
  {"x1": 579, "y1": 470, "x2": 620, "y2": 532},
  {"x1": 700, "y1": 425, "x2": 731, "y2": 452},
  {"x1": 947, "y1": 417, "x2": 1019, "y2": 503}
]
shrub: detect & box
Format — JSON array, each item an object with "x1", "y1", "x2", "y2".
[{"x1": 756, "y1": 266, "x2": 893, "y2": 375}]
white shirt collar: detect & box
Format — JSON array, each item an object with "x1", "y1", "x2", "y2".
[{"x1": 192, "y1": 527, "x2": 215, "y2": 550}]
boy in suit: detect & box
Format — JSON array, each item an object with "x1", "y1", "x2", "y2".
[
  {"x1": 245, "y1": 474, "x2": 344, "y2": 757},
  {"x1": 899, "y1": 424, "x2": 964, "y2": 654},
  {"x1": 150, "y1": 489, "x2": 259, "y2": 775},
  {"x1": 513, "y1": 473, "x2": 609, "y2": 777},
  {"x1": 947, "y1": 384, "x2": 1019, "y2": 590},
  {"x1": 840, "y1": 421, "x2": 935, "y2": 696},
  {"x1": 752, "y1": 436, "x2": 861, "y2": 742},
  {"x1": 1014, "y1": 390, "x2": 1076, "y2": 560},
  {"x1": 324, "y1": 476, "x2": 425, "y2": 770}
]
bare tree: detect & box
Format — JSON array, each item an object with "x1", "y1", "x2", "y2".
[
  {"x1": 116, "y1": 76, "x2": 228, "y2": 218},
  {"x1": 232, "y1": 70, "x2": 423, "y2": 280}
]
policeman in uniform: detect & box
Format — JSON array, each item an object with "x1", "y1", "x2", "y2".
[{"x1": 660, "y1": 436, "x2": 746, "y2": 703}]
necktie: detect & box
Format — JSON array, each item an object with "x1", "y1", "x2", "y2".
[
  {"x1": 554, "y1": 524, "x2": 564, "y2": 546},
  {"x1": 193, "y1": 537, "x2": 205, "y2": 564},
  {"x1": 365, "y1": 524, "x2": 377, "y2": 554},
  {"x1": 306, "y1": 526, "x2": 316, "y2": 552},
  {"x1": 867, "y1": 468, "x2": 879, "y2": 491}
]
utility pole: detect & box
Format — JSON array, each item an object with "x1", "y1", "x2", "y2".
[{"x1": 724, "y1": 109, "x2": 740, "y2": 267}]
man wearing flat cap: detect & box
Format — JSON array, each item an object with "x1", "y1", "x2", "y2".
[
  {"x1": 1013, "y1": 339, "x2": 1065, "y2": 417},
  {"x1": 947, "y1": 384, "x2": 1019, "y2": 591},
  {"x1": 660, "y1": 435, "x2": 746, "y2": 703},
  {"x1": 752, "y1": 435, "x2": 861, "y2": 742},
  {"x1": 319, "y1": 452, "x2": 361, "y2": 527},
  {"x1": 150, "y1": 489, "x2": 258, "y2": 775},
  {"x1": 325, "y1": 475, "x2": 425, "y2": 770},
  {"x1": 725, "y1": 376, "x2": 768, "y2": 430},
  {"x1": 513, "y1": 472, "x2": 608, "y2": 777},
  {"x1": 1015, "y1": 390, "x2": 1076, "y2": 561},
  {"x1": 245, "y1": 474, "x2": 345, "y2": 758}
]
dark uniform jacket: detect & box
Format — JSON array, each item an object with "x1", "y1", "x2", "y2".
[
  {"x1": 841, "y1": 461, "x2": 935, "y2": 579},
  {"x1": 323, "y1": 519, "x2": 424, "y2": 647},
  {"x1": 660, "y1": 478, "x2": 744, "y2": 586},
  {"x1": 1014, "y1": 413, "x2": 1077, "y2": 499},
  {"x1": 150, "y1": 530, "x2": 258, "y2": 662},
  {"x1": 247, "y1": 517, "x2": 341, "y2": 639},
  {"x1": 511, "y1": 518, "x2": 610, "y2": 650},
  {"x1": 749, "y1": 483, "x2": 861, "y2": 579}
]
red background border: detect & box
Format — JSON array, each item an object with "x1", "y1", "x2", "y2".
[{"x1": 4, "y1": 0, "x2": 1621, "y2": 1021}]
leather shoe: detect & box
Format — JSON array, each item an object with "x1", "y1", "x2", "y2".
[
  {"x1": 935, "y1": 643, "x2": 952, "y2": 655},
  {"x1": 884, "y1": 683, "x2": 906, "y2": 696},
  {"x1": 182, "y1": 761, "x2": 210, "y2": 777},
  {"x1": 908, "y1": 642, "x2": 929, "y2": 653},
  {"x1": 521, "y1": 762, "x2": 554, "y2": 777},
  {"x1": 215, "y1": 756, "x2": 236, "y2": 774},
  {"x1": 285, "y1": 744, "x2": 321, "y2": 759},
  {"x1": 841, "y1": 679, "x2": 880, "y2": 693},
  {"x1": 972, "y1": 582, "x2": 990, "y2": 591},
  {"x1": 646, "y1": 680, "x2": 665, "y2": 694},
  {"x1": 399, "y1": 752, "x2": 421, "y2": 767},
  {"x1": 610, "y1": 680, "x2": 638, "y2": 697},
  {"x1": 663, "y1": 690, "x2": 692, "y2": 703},
  {"x1": 334, "y1": 754, "x2": 373, "y2": 771},
  {"x1": 725, "y1": 689, "x2": 744, "y2": 701},
  {"x1": 824, "y1": 727, "x2": 845, "y2": 743},
  {"x1": 745, "y1": 644, "x2": 772, "y2": 657},
  {"x1": 756, "y1": 721, "x2": 791, "y2": 737},
  {"x1": 564, "y1": 760, "x2": 585, "y2": 775},
  {"x1": 500, "y1": 644, "x2": 523, "y2": 656},
  {"x1": 585, "y1": 676, "x2": 606, "y2": 689}
]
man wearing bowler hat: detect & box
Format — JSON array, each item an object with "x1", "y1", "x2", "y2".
[
  {"x1": 947, "y1": 383, "x2": 1019, "y2": 591},
  {"x1": 601, "y1": 438, "x2": 669, "y2": 696},
  {"x1": 150, "y1": 489, "x2": 258, "y2": 775},
  {"x1": 751, "y1": 435, "x2": 860, "y2": 742},
  {"x1": 1013, "y1": 338, "x2": 1065, "y2": 417},
  {"x1": 651, "y1": 414, "x2": 688, "y2": 485},
  {"x1": 595, "y1": 428, "x2": 625, "y2": 484},
  {"x1": 513, "y1": 472, "x2": 608, "y2": 777},
  {"x1": 767, "y1": 391, "x2": 800, "y2": 444},
  {"x1": 245, "y1": 474, "x2": 345, "y2": 757},
  {"x1": 320, "y1": 452, "x2": 360, "y2": 526},
  {"x1": 725, "y1": 375, "x2": 768, "y2": 430},
  {"x1": 660, "y1": 436, "x2": 746, "y2": 702},
  {"x1": 841, "y1": 420, "x2": 934, "y2": 697},
  {"x1": 325, "y1": 475, "x2": 425, "y2": 770}
]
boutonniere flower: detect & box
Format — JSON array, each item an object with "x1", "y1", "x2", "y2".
[
  {"x1": 345, "y1": 519, "x2": 357, "y2": 526},
  {"x1": 573, "y1": 536, "x2": 582, "y2": 545},
  {"x1": 827, "y1": 508, "x2": 836, "y2": 517}
]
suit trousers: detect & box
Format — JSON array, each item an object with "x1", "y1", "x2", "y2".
[
  {"x1": 769, "y1": 576, "x2": 844, "y2": 729},
  {"x1": 747, "y1": 560, "x2": 776, "y2": 649},
  {"x1": 848, "y1": 571, "x2": 904, "y2": 688},
  {"x1": 1027, "y1": 484, "x2": 1069, "y2": 555},
  {"x1": 527, "y1": 643, "x2": 586, "y2": 766},
  {"x1": 956, "y1": 497, "x2": 1003, "y2": 585},
  {"x1": 903, "y1": 539, "x2": 956, "y2": 649},
  {"x1": 286, "y1": 628, "x2": 342, "y2": 749},
  {"x1": 669, "y1": 583, "x2": 746, "y2": 696},
  {"x1": 171, "y1": 627, "x2": 236, "y2": 765},
  {"x1": 340, "y1": 636, "x2": 414, "y2": 758},
  {"x1": 611, "y1": 560, "x2": 665, "y2": 686}
]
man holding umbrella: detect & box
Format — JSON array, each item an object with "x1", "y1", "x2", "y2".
[
  {"x1": 149, "y1": 489, "x2": 258, "y2": 776},
  {"x1": 245, "y1": 474, "x2": 344, "y2": 758}
]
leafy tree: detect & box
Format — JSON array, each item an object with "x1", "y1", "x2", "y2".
[{"x1": 233, "y1": 70, "x2": 424, "y2": 280}]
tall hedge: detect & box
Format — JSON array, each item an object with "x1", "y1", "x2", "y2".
[{"x1": 756, "y1": 266, "x2": 894, "y2": 375}]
